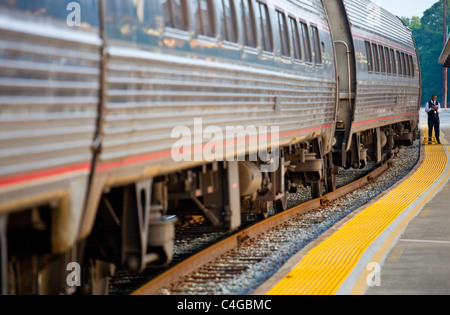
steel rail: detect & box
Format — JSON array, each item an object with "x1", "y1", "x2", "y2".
[{"x1": 131, "y1": 160, "x2": 392, "y2": 295}]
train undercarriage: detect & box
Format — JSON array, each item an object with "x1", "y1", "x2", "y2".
[{"x1": 0, "y1": 120, "x2": 416, "y2": 295}]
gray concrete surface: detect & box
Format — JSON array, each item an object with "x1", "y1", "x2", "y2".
[{"x1": 366, "y1": 108, "x2": 450, "y2": 295}]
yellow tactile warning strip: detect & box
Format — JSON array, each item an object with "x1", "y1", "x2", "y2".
[{"x1": 267, "y1": 128, "x2": 448, "y2": 295}]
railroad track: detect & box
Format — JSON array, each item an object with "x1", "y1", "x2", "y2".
[
  {"x1": 130, "y1": 161, "x2": 392, "y2": 295},
  {"x1": 105, "y1": 141, "x2": 419, "y2": 295}
]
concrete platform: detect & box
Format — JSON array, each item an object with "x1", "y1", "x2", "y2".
[
  {"x1": 366, "y1": 110, "x2": 450, "y2": 295},
  {"x1": 258, "y1": 109, "x2": 450, "y2": 295}
]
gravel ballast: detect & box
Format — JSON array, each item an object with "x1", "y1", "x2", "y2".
[{"x1": 163, "y1": 140, "x2": 421, "y2": 295}]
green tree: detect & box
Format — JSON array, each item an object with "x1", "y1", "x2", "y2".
[
  {"x1": 412, "y1": 0, "x2": 449, "y2": 105},
  {"x1": 402, "y1": 16, "x2": 421, "y2": 31}
]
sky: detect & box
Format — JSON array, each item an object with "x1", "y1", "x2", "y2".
[{"x1": 371, "y1": 0, "x2": 439, "y2": 18}]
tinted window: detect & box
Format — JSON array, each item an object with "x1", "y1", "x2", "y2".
[
  {"x1": 289, "y1": 17, "x2": 302, "y2": 60},
  {"x1": 256, "y1": 1, "x2": 273, "y2": 52},
  {"x1": 372, "y1": 43, "x2": 380, "y2": 73},
  {"x1": 311, "y1": 25, "x2": 322, "y2": 64},
  {"x1": 193, "y1": 0, "x2": 215, "y2": 37},
  {"x1": 241, "y1": 0, "x2": 257, "y2": 48},
  {"x1": 409, "y1": 55, "x2": 415, "y2": 78},
  {"x1": 365, "y1": 41, "x2": 373, "y2": 72},
  {"x1": 378, "y1": 45, "x2": 385, "y2": 73},
  {"x1": 219, "y1": 0, "x2": 238, "y2": 42},
  {"x1": 162, "y1": 0, "x2": 188, "y2": 30},
  {"x1": 384, "y1": 47, "x2": 391, "y2": 74},
  {"x1": 396, "y1": 51, "x2": 402, "y2": 76},
  {"x1": 277, "y1": 11, "x2": 290, "y2": 57},
  {"x1": 401, "y1": 52, "x2": 408, "y2": 76},
  {"x1": 105, "y1": 0, "x2": 161, "y2": 42},
  {"x1": 408, "y1": 54, "x2": 412, "y2": 77},
  {"x1": 0, "y1": 0, "x2": 100, "y2": 31},
  {"x1": 390, "y1": 49, "x2": 397, "y2": 75},
  {"x1": 300, "y1": 21, "x2": 312, "y2": 62}
]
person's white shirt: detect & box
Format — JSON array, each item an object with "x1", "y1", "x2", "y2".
[{"x1": 425, "y1": 100, "x2": 440, "y2": 113}]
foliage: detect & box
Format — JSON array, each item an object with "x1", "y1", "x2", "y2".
[{"x1": 402, "y1": 0, "x2": 449, "y2": 105}]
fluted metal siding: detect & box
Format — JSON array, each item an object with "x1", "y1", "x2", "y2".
[
  {"x1": 354, "y1": 84, "x2": 420, "y2": 121},
  {"x1": 343, "y1": 0, "x2": 414, "y2": 49},
  {"x1": 99, "y1": 47, "x2": 336, "y2": 170},
  {"x1": 96, "y1": 0, "x2": 337, "y2": 176},
  {"x1": 0, "y1": 17, "x2": 101, "y2": 182},
  {"x1": 343, "y1": 0, "x2": 420, "y2": 130}
]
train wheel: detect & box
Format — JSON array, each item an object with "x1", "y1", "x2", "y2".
[
  {"x1": 256, "y1": 201, "x2": 271, "y2": 220},
  {"x1": 80, "y1": 259, "x2": 113, "y2": 295},
  {"x1": 326, "y1": 172, "x2": 337, "y2": 193},
  {"x1": 325, "y1": 154, "x2": 337, "y2": 193},
  {"x1": 273, "y1": 195, "x2": 287, "y2": 213},
  {"x1": 5, "y1": 207, "x2": 67, "y2": 295},
  {"x1": 7, "y1": 252, "x2": 68, "y2": 295},
  {"x1": 7, "y1": 256, "x2": 32, "y2": 295},
  {"x1": 311, "y1": 181, "x2": 324, "y2": 199}
]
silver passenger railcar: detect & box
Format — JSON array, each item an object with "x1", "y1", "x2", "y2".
[
  {"x1": 0, "y1": 0, "x2": 102, "y2": 295},
  {"x1": 84, "y1": 0, "x2": 338, "y2": 292},
  {"x1": 0, "y1": 0, "x2": 420, "y2": 295},
  {"x1": 323, "y1": 0, "x2": 420, "y2": 169}
]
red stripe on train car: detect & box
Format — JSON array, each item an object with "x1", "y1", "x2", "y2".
[
  {"x1": 0, "y1": 162, "x2": 91, "y2": 188},
  {"x1": 96, "y1": 124, "x2": 334, "y2": 172},
  {"x1": 3, "y1": 114, "x2": 420, "y2": 189},
  {"x1": 352, "y1": 30, "x2": 417, "y2": 56},
  {"x1": 353, "y1": 112, "x2": 418, "y2": 127},
  {"x1": 0, "y1": 124, "x2": 333, "y2": 188}
]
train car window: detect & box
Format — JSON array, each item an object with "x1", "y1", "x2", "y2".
[
  {"x1": 409, "y1": 55, "x2": 415, "y2": 78},
  {"x1": 410, "y1": 55, "x2": 414, "y2": 77},
  {"x1": 408, "y1": 56, "x2": 412, "y2": 77},
  {"x1": 407, "y1": 55, "x2": 411, "y2": 77},
  {"x1": 378, "y1": 45, "x2": 386, "y2": 73},
  {"x1": 0, "y1": 0, "x2": 99, "y2": 31},
  {"x1": 289, "y1": 16, "x2": 302, "y2": 60},
  {"x1": 218, "y1": 0, "x2": 238, "y2": 42},
  {"x1": 396, "y1": 51, "x2": 402, "y2": 76},
  {"x1": 401, "y1": 52, "x2": 408, "y2": 76},
  {"x1": 241, "y1": 0, "x2": 257, "y2": 48},
  {"x1": 372, "y1": 43, "x2": 380, "y2": 73},
  {"x1": 277, "y1": 11, "x2": 290, "y2": 57},
  {"x1": 390, "y1": 49, "x2": 397, "y2": 75},
  {"x1": 404, "y1": 53, "x2": 408, "y2": 76},
  {"x1": 193, "y1": 0, "x2": 216, "y2": 37},
  {"x1": 311, "y1": 25, "x2": 322, "y2": 64},
  {"x1": 365, "y1": 41, "x2": 373, "y2": 72},
  {"x1": 106, "y1": 0, "x2": 162, "y2": 43},
  {"x1": 384, "y1": 47, "x2": 391, "y2": 74},
  {"x1": 256, "y1": 1, "x2": 273, "y2": 52},
  {"x1": 300, "y1": 21, "x2": 312, "y2": 63},
  {"x1": 408, "y1": 55, "x2": 412, "y2": 77},
  {"x1": 162, "y1": 0, "x2": 189, "y2": 30}
]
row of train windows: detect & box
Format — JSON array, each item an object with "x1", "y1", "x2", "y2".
[
  {"x1": 0, "y1": 0, "x2": 322, "y2": 64},
  {"x1": 365, "y1": 41, "x2": 415, "y2": 78},
  {"x1": 163, "y1": 0, "x2": 322, "y2": 64}
]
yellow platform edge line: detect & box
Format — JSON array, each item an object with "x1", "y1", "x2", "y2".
[
  {"x1": 266, "y1": 127, "x2": 449, "y2": 295},
  {"x1": 350, "y1": 133, "x2": 450, "y2": 294}
]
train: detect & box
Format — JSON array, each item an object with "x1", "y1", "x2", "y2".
[{"x1": 0, "y1": 0, "x2": 420, "y2": 294}]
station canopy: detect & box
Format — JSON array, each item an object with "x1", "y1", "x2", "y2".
[{"x1": 439, "y1": 37, "x2": 450, "y2": 67}]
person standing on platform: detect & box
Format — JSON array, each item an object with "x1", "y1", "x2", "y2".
[{"x1": 425, "y1": 94, "x2": 441, "y2": 144}]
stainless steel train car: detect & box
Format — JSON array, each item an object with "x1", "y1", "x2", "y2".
[
  {"x1": 324, "y1": 0, "x2": 420, "y2": 170},
  {"x1": 0, "y1": 0, "x2": 420, "y2": 294}
]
